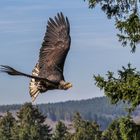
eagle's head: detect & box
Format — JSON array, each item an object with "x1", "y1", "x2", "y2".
[{"x1": 59, "y1": 81, "x2": 72, "y2": 90}]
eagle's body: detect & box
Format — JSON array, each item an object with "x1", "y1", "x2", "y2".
[{"x1": 0, "y1": 12, "x2": 72, "y2": 101}]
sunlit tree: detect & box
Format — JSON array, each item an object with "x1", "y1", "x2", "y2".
[
  {"x1": 94, "y1": 64, "x2": 140, "y2": 111},
  {"x1": 11, "y1": 103, "x2": 52, "y2": 140}
]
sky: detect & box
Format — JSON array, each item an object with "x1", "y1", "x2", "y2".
[{"x1": 0, "y1": 0, "x2": 140, "y2": 105}]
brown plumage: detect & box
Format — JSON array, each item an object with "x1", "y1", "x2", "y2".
[{"x1": 0, "y1": 12, "x2": 72, "y2": 102}]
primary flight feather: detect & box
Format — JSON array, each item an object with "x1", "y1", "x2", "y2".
[{"x1": 0, "y1": 12, "x2": 72, "y2": 102}]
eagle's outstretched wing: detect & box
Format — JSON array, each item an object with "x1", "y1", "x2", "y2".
[
  {"x1": 38, "y1": 12, "x2": 71, "y2": 82},
  {"x1": 0, "y1": 12, "x2": 71, "y2": 102}
]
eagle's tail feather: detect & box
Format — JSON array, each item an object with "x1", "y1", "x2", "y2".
[
  {"x1": 0, "y1": 64, "x2": 40, "y2": 102},
  {"x1": 0, "y1": 64, "x2": 55, "y2": 102},
  {"x1": 0, "y1": 65, "x2": 39, "y2": 79},
  {"x1": 29, "y1": 63, "x2": 40, "y2": 102},
  {"x1": 0, "y1": 65, "x2": 57, "y2": 85},
  {"x1": 0, "y1": 65, "x2": 23, "y2": 76}
]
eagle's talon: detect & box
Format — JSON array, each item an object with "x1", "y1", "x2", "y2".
[{"x1": 38, "y1": 85, "x2": 47, "y2": 93}]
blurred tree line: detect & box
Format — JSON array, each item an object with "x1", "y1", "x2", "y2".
[
  {"x1": 0, "y1": 103, "x2": 140, "y2": 140},
  {"x1": 0, "y1": 97, "x2": 128, "y2": 130}
]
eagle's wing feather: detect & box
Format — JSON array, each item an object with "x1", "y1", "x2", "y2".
[{"x1": 38, "y1": 12, "x2": 71, "y2": 82}]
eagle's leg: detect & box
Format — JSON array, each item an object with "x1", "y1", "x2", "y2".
[
  {"x1": 59, "y1": 81, "x2": 72, "y2": 90},
  {"x1": 38, "y1": 84, "x2": 48, "y2": 93}
]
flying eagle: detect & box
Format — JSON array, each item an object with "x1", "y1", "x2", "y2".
[{"x1": 0, "y1": 12, "x2": 72, "y2": 101}]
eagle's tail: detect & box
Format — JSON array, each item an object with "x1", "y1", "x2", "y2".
[
  {"x1": 0, "y1": 64, "x2": 40, "y2": 102},
  {"x1": 0, "y1": 64, "x2": 56, "y2": 102},
  {"x1": 0, "y1": 65, "x2": 38, "y2": 79},
  {"x1": 29, "y1": 63, "x2": 40, "y2": 102},
  {"x1": 0, "y1": 65, "x2": 56, "y2": 83},
  {"x1": 0, "y1": 65, "x2": 25, "y2": 76}
]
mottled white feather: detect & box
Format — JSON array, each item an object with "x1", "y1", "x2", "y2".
[{"x1": 29, "y1": 63, "x2": 40, "y2": 102}]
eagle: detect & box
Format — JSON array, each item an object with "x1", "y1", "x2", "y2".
[{"x1": 0, "y1": 12, "x2": 72, "y2": 102}]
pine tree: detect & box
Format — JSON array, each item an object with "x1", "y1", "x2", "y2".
[
  {"x1": 119, "y1": 117, "x2": 140, "y2": 140},
  {"x1": 52, "y1": 121, "x2": 69, "y2": 140},
  {"x1": 102, "y1": 117, "x2": 140, "y2": 140},
  {"x1": 11, "y1": 103, "x2": 52, "y2": 140},
  {"x1": 94, "y1": 64, "x2": 140, "y2": 111},
  {"x1": 0, "y1": 111, "x2": 15, "y2": 140},
  {"x1": 73, "y1": 112, "x2": 83, "y2": 132},
  {"x1": 102, "y1": 119, "x2": 122, "y2": 140},
  {"x1": 72, "y1": 112, "x2": 102, "y2": 140}
]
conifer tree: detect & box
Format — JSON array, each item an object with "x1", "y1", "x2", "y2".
[
  {"x1": 94, "y1": 64, "x2": 140, "y2": 111},
  {"x1": 119, "y1": 117, "x2": 140, "y2": 140},
  {"x1": 73, "y1": 112, "x2": 83, "y2": 131},
  {"x1": 52, "y1": 121, "x2": 69, "y2": 140},
  {"x1": 72, "y1": 112, "x2": 101, "y2": 140},
  {"x1": 102, "y1": 117, "x2": 140, "y2": 140},
  {"x1": 11, "y1": 103, "x2": 52, "y2": 140},
  {"x1": 0, "y1": 111, "x2": 15, "y2": 140},
  {"x1": 102, "y1": 119, "x2": 122, "y2": 140}
]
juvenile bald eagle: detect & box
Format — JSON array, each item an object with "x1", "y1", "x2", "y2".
[{"x1": 0, "y1": 12, "x2": 72, "y2": 101}]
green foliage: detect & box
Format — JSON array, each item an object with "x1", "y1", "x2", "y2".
[
  {"x1": 102, "y1": 116, "x2": 140, "y2": 140},
  {"x1": 73, "y1": 112, "x2": 83, "y2": 131},
  {"x1": 94, "y1": 64, "x2": 140, "y2": 111},
  {"x1": 85, "y1": 0, "x2": 140, "y2": 52},
  {"x1": 0, "y1": 105, "x2": 140, "y2": 140},
  {"x1": 102, "y1": 119, "x2": 122, "y2": 140},
  {"x1": 85, "y1": 1, "x2": 140, "y2": 138},
  {"x1": 72, "y1": 113, "x2": 102, "y2": 140},
  {"x1": 119, "y1": 117, "x2": 140, "y2": 140},
  {"x1": 0, "y1": 112, "x2": 15, "y2": 140},
  {"x1": 11, "y1": 103, "x2": 52, "y2": 140},
  {"x1": 52, "y1": 121, "x2": 69, "y2": 140},
  {"x1": 116, "y1": 12, "x2": 140, "y2": 52},
  {"x1": 85, "y1": 0, "x2": 136, "y2": 19}
]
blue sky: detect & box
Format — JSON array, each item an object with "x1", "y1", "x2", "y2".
[{"x1": 0, "y1": 0, "x2": 140, "y2": 104}]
